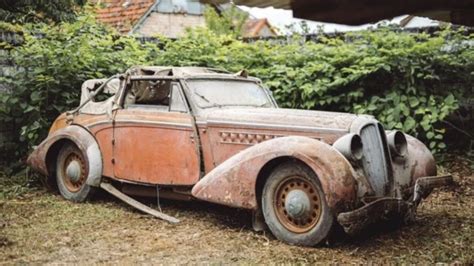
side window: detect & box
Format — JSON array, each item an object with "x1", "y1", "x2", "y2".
[
  {"x1": 123, "y1": 79, "x2": 188, "y2": 113},
  {"x1": 169, "y1": 83, "x2": 188, "y2": 113},
  {"x1": 124, "y1": 79, "x2": 171, "y2": 111}
]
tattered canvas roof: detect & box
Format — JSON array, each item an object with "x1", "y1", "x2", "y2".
[{"x1": 126, "y1": 66, "x2": 230, "y2": 76}]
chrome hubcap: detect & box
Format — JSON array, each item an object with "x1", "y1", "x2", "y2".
[
  {"x1": 66, "y1": 160, "x2": 82, "y2": 182},
  {"x1": 274, "y1": 176, "x2": 322, "y2": 233},
  {"x1": 285, "y1": 189, "x2": 311, "y2": 219}
]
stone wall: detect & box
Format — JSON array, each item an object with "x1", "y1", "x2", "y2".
[
  {"x1": 0, "y1": 31, "x2": 23, "y2": 148},
  {"x1": 0, "y1": 31, "x2": 24, "y2": 91}
]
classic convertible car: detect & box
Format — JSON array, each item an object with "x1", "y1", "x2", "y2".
[{"x1": 27, "y1": 66, "x2": 452, "y2": 246}]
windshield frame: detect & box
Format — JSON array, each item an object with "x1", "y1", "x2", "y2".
[{"x1": 182, "y1": 77, "x2": 277, "y2": 113}]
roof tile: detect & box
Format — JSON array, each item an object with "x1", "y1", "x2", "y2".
[{"x1": 94, "y1": 0, "x2": 155, "y2": 34}]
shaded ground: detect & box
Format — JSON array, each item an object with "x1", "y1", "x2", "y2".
[{"x1": 0, "y1": 157, "x2": 473, "y2": 264}]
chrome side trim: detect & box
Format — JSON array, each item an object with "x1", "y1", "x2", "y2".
[
  {"x1": 197, "y1": 120, "x2": 348, "y2": 133},
  {"x1": 87, "y1": 120, "x2": 193, "y2": 129}
]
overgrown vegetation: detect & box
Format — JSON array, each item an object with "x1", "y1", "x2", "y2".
[
  {"x1": 0, "y1": 169, "x2": 38, "y2": 199},
  {"x1": 1, "y1": 14, "x2": 473, "y2": 168},
  {"x1": 0, "y1": 15, "x2": 162, "y2": 165},
  {"x1": 0, "y1": 0, "x2": 86, "y2": 23},
  {"x1": 204, "y1": 5, "x2": 249, "y2": 38}
]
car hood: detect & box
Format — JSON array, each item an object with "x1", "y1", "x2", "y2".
[{"x1": 198, "y1": 107, "x2": 360, "y2": 132}]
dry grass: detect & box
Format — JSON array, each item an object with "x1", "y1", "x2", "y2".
[{"x1": 0, "y1": 158, "x2": 472, "y2": 264}]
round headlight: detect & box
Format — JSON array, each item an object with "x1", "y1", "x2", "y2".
[
  {"x1": 387, "y1": 131, "x2": 408, "y2": 158},
  {"x1": 333, "y1": 133, "x2": 363, "y2": 162}
]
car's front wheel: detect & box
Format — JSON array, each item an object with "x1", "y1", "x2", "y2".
[
  {"x1": 262, "y1": 161, "x2": 334, "y2": 246},
  {"x1": 56, "y1": 143, "x2": 95, "y2": 202}
]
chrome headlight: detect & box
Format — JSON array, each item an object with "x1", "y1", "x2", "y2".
[
  {"x1": 333, "y1": 133, "x2": 363, "y2": 162},
  {"x1": 387, "y1": 131, "x2": 408, "y2": 158}
]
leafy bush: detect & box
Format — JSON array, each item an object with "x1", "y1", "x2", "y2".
[
  {"x1": 204, "y1": 5, "x2": 248, "y2": 37},
  {"x1": 1, "y1": 16, "x2": 473, "y2": 167},
  {"x1": 0, "y1": 0, "x2": 86, "y2": 23},
  {"x1": 157, "y1": 27, "x2": 472, "y2": 153},
  {"x1": 0, "y1": 15, "x2": 162, "y2": 163}
]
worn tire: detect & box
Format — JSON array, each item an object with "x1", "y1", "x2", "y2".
[
  {"x1": 262, "y1": 161, "x2": 334, "y2": 246},
  {"x1": 56, "y1": 143, "x2": 95, "y2": 202}
]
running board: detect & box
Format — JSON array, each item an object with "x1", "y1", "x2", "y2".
[{"x1": 100, "y1": 182, "x2": 180, "y2": 224}]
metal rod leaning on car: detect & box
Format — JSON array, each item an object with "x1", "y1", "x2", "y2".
[{"x1": 100, "y1": 182, "x2": 180, "y2": 224}]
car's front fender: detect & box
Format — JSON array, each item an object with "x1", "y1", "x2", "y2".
[
  {"x1": 191, "y1": 136, "x2": 358, "y2": 214},
  {"x1": 27, "y1": 125, "x2": 103, "y2": 187}
]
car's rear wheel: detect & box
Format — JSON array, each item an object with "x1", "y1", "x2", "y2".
[
  {"x1": 56, "y1": 143, "x2": 95, "y2": 202},
  {"x1": 262, "y1": 161, "x2": 333, "y2": 246}
]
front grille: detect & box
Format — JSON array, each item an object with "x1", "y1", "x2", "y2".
[{"x1": 359, "y1": 123, "x2": 392, "y2": 196}]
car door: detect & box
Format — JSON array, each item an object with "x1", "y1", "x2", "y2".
[{"x1": 112, "y1": 79, "x2": 200, "y2": 185}]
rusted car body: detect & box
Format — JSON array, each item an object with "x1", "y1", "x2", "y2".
[{"x1": 27, "y1": 66, "x2": 452, "y2": 246}]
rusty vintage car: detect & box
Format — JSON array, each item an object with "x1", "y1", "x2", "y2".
[{"x1": 27, "y1": 66, "x2": 453, "y2": 246}]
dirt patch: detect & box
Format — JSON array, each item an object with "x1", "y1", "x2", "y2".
[{"x1": 0, "y1": 160, "x2": 472, "y2": 264}]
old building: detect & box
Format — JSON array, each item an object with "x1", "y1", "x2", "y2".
[
  {"x1": 242, "y1": 18, "x2": 276, "y2": 37},
  {"x1": 94, "y1": 0, "x2": 277, "y2": 38}
]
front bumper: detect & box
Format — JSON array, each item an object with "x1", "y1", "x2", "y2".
[{"x1": 337, "y1": 175, "x2": 453, "y2": 235}]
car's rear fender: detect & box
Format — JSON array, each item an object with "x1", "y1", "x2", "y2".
[
  {"x1": 191, "y1": 136, "x2": 358, "y2": 214},
  {"x1": 27, "y1": 125, "x2": 103, "y2": 187}
]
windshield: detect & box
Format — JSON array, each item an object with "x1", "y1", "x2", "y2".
[{"x1": 187, "y1": 79, "x2": 274, "y2": 109}]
